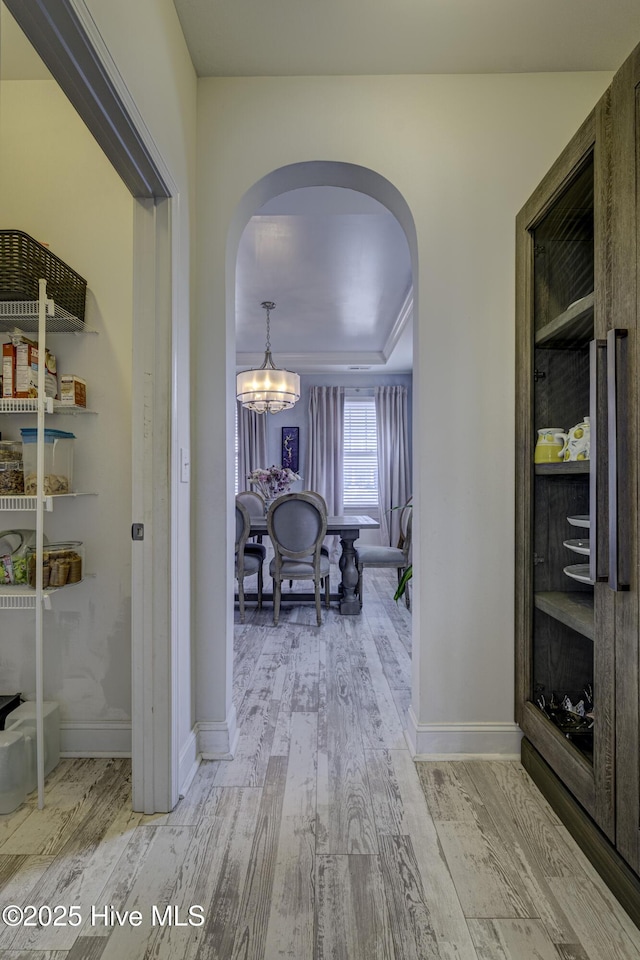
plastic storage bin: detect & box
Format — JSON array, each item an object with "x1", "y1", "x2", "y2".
[
  {"x1": 20, "y1": 428, "x2": 75, "y2": 495},
  {"x1": 6, "y1": 700, "x2": 60, "y2": 777},
  {"x1": 27, "y1": 541, "x2": 83, "y2": 588},
  {"x1": 0, "y1": 730, "x2": 27, "y2": 813},
  {"x1": 5, "y1": 721, "x2": 36, "y2": 792}
]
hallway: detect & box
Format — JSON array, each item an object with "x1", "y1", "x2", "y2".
[{"x1": 0, "y1": 569, "x2": 638, "y2": 958}]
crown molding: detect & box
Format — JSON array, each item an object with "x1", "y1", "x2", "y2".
[
  {"x1": 382, "y1": 286, "x2": 413, "y2": 361},
  {"x1": 236, "y1": 350, "x2": 387, "y2": 369}
]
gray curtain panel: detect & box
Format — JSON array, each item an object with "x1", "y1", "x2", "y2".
[
  {"x1": 305, "y1": 386, "x2": 345, "y2": 558},
  {"x1": 375, "y1": 385, "x2": 411, "y2": 545},
  {"x1": 237, "y1": 401, "x2": 268, "y2": 492}
]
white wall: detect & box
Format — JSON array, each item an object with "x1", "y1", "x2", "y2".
[
  {"x1": 0, "y1": 78, "x2": 133, "y2": 753},
  {"x1": 0, "y1": 0, "x2": 199, "y2": 788},
  {"x1": 196, "y1": 71, "x2": 613, "y2": 757},
  {"x1": 81, "y1": 0, "x2": 198, "y2": 787}
]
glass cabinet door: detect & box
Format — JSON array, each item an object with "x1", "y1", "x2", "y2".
[
  {"x1": 530, "y1": 155, "x2": 595, "y2": 762},
  {"x1": 515, "y1": 110, "x2": 616, "y2": 841}
]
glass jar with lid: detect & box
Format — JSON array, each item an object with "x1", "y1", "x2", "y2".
[{"x1": 0, "y1": 441, "x2": 24, "y2": 495}]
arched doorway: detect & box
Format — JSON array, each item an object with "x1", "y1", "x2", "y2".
[{"x1": 228, "y1": 160, "x2": 419, "y2": 740}]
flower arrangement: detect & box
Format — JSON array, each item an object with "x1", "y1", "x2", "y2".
[{"x1": 247, "y1": 465, "x2": 301, "y2": 500}]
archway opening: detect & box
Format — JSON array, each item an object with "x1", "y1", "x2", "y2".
[{"x1": 228, "y1": 160, "x2": 420, "y2": 739}]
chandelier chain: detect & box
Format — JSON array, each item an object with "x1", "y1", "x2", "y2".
[{"x1": 261, "y1": 300, "x2": 275, "y2": 354}]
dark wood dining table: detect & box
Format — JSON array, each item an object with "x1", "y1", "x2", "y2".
[{"x1": 248, "y1": 514, "x2": 379, "y2": 615}]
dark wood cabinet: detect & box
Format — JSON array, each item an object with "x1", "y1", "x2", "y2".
[{"x1": 515, "y1": 41, "x2": 640, "y2": 920}]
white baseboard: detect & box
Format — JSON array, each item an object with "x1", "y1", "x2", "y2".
[
  {"x1": 60, "y1": 720, "x2": 132, "y2": 757},
  {"x1": 405, "y1": 706, "x2": 522, "y2": 759},
  {"x1": 178, "y1": 729, "x2": 200, "y2": 798},
  {"x1": 197, "y1": 703, "x2": 239, "y2": 760}
]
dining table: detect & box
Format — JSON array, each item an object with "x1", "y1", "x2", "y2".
[{"x1": 248, "y1": 514, "x2": 380, "y2": 615}]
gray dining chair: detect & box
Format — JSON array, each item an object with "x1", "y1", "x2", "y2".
[
  {"x1": 267, "y1": 492, "x2": 330, "y2": 626},
  {"x1": 235, "y1": 500, "x2": 263, "y2": 622},
  {"x1": 235, "y1": 492, "x2": 267, "y2": 559},
  {"x1": 237, "y1": 490, "x2": 267, "y2": 550},
  {"x1": 300, "y1": 489, "x2": 330, "y2": 567},
  {"x1": 356, "y1": 499, "x2": 412, "y2": 609}
]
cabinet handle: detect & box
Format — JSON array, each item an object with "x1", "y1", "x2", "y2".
[
  {"x1": 589, "y1": 339, "x2": 607, "y2": 583},
  {"x1": 607, "y1": 328, "x2": 630, "y2": 591}
]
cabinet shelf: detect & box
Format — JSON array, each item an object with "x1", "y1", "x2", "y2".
[
  {"x1": 0, "y1": 578, "x2": 90, "y2": 610},
  {"x1": 535, "y1": 591, "x2": 594, "y2": 641},
  {"x1": 0, "y1": 492, "x2": 97, "y2": 512},
  {"x1": 0, "y1": 585, "x2": 53, "y2": 610},
  {"x1": 535, "y1": 461, "x2": 589, "y2": 475},
  {"x1": 0, "y1": 299, "x2": 85, "y2": 333},
  {"x1": 0, "y1": 398, "x2": 95, "y2": 415},
  {"x1": 535, "y1": 292, "x2": 594, "y2": 347}
]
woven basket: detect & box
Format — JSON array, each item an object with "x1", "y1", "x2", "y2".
[{"x1": 0, "y1": 230, "x2": 86, "y2": 322}]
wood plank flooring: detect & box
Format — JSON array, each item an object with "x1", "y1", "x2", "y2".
[{"x1": 1, "y1": 567, "x2": 640, "y2": 958}]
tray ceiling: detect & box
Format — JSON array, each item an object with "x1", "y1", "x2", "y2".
[{"x1": 235, "y1": 188, "x2": 413, "y2": 373}]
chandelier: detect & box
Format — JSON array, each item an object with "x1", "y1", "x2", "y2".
[{"x1": 236, "y1": 301, "x2": 300, "y2": 414}]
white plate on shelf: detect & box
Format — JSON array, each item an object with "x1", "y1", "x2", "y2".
[
  {"x1": 566, "y1": 293, "x2": 594, "y2": 312},
  {"x1": 567, "y1": 515, "x2": 590, "y2": 529},
  {"x1": 563, "y1": 539, "x2": 590, "y2": 556},
  {"x1": 563, "y1": 564, "x2": 593, "y2": 584}
]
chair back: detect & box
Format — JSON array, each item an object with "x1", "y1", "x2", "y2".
[
  {"x1": 398, "y1": 497, "x2": 413, "y2": 551},
  {"x1": 237, "y1": 490, "x2": 265, "y2": 520},
  {"x1": 235, "y1": 501, "x2": 250, "y2": 554},
  {"x1": 304, "y1": 489, "x2": 328, "y2": 516},
  {"x1": 267, "y1": 492, "x2": 327, "y2": 561}
]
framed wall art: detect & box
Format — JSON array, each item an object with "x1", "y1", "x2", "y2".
[{"x1": 281, "y1": 427, "x2": 299, "y2": 472}]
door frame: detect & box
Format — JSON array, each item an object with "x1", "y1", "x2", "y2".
[{"x1": 5, "y1": 0, "x2": 181, "y2": 812}]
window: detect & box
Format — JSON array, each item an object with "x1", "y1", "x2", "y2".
[{"x1": 343, "y1": 396, "x2": 378, "y2": 507}]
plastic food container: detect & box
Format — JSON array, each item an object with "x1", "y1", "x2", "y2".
[
  {"x1": 6, "y1": 700, "x2": 60, "y2": 777},
  {"x1": 20, "y1": 428, "x2": 75, "y2": 495},
  {"x1": 27, "y1": 541, "x2": 83, "y2": 588},
  {"x1": 0, "y1": 529, "x2": 40, "y2": 585},
  {"x1": 0, "y1": 730, "x2": 27, "y2": 813},
  {"x1": 0, "y1": 441, "x2": 24, "y2": 495},
  {"x1": 0, "y1": 440, "x2": 22, "y2": 462}
]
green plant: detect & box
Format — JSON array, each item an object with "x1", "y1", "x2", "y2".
[
  {"x1": 394, "y1": 564, "x2": 412, "y2": 602},
  {"x1": 389, "y1": 499, "x2": 412, "y2": 602}
]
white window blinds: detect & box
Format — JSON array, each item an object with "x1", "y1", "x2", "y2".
[{"x1": 343, "y1": 396, "x2": 378, "y2": 507}]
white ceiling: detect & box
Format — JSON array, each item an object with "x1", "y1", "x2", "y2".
[
  {"x1": 171, "y1": 0, "x2": 640, "y2": 375},
  {"x1": 236, "y1": 188, "x2": 413, "y2": 373},
  {"x1": 5, "y1": 2, "x2": 640, "y2": 375},
  {"x1": 173, "y1": 0, "x2": 640, "y2": 77}
]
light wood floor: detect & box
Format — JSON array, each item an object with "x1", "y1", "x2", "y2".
[{"x1": 1, "y1": 568, "x2": 640, "y2": 958}]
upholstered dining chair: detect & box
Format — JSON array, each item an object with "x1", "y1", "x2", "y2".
[
  {"x1": 235, "y1": 500, "x2": 263, "y2": 622},
  {"x1": 303, "y1": 489, "x2": 331, "y2": 556},
  {"x1": 236, "y1": 490, "x2": 267, "y2": 551},
  {"x1": 267, "y1": 492, "x2": 330, "y2": 626},
  {"x1": 356, "y1": 498, "x2": 412, "y2": 609}
]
